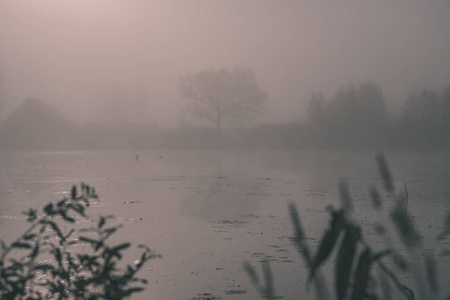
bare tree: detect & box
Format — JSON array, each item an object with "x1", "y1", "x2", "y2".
[{"x1": 178, "y1": 66, "x2": 266, "y2": 136}]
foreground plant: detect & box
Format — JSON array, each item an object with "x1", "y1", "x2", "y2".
[
  {"x1": 0, "y1": 183, "x2": 160, "y2": 300},
  {"x1": 244, "y1": 154, "x2": 450, "y2": 300}
]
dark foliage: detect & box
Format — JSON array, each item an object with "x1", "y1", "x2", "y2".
[
  {"x1": 0, "y1": 183, "x2": 160, "y2": 300},
  {"x1": 307, "y1": 82, "x2": 387, "y2": 150},
  {"x1": 244, "y1": 154, "x2": 450, "y2": 299},
  {"x1": 307, "y1": 84, "x2": 450, "y2": 150}
]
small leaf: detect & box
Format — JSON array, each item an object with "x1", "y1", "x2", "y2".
[
  {"x1": 71, "y1": 185, "x2": 77, "y2": 199},
  {"x1": 91, "y1": 187, "x2": 98, "y2": 198},
  {"x1": 95, "y1": 240, "x2": 104, "y2": 252},
  {"x1": 34, "y1": 264, "x2": 56, "y2": 273},
  {"x1": 103, "y1": 227, "x2": 118, "y2": 239},
  {"x1": 65, "y1": 229, "x2": 75, "y2": 240},
  {"x1": 79, "y1": 236, "x2": 98, "y2": 245},
  {"x1": 98, "y1": 216, "x2": 106, "y2": 229},
  {"x1": 42, "y1": 220, "x2": 65, "y2": 241},
  {"x1": 11, "y1": 241, "x2": 32, "y2": 249},
  {"x1": 23, "y1": 233, "x2": 37, "y2": 241},
  {"x1": 23, "y1": 208, "x2": 37, "y2": 222},
  {"x1": 59, "y1": 211, "x2": 75, "y2": 223},
  {"x1": 43, "y1": 203, "x2": 56, "y2": 216},
  {"x1": 91, "y1": 188, "x2": 98, "y2": 199},
  {"x1": 113, "y1": 242, "x2": 131, "y2": 252},
  {"x1": 56, "y1": 198, "x2": 66, "y2": 208},
  {"x1": 134, "y1": 252, "x2": 147, "y2": 269},
  {"x1": 122, "y1": 287, "x2": 144, "y2": 296},
  {"x1": 138, "y1": 244, "x2": 150, "y2": 251},
  {"x1": 29, "y1": 243, "x2": 40, "y2": 259},
  {"x1": 68, "y1": 203, "x2": 85, "y2": 217},
  {"x1": 52, "y1": 247, "x2": 63, "y2": 268}
]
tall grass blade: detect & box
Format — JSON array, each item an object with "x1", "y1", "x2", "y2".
[
  {"x1": 288, "y1": 202, "x2": 330, "y2": 300},
  {"x1": 339, "y1": 181, "x2": 353, "y2": 212},
  {"x1": 376, "y1": 262, "x2": 415, "y2": 300},
  {"x1": 288, "y1": 203, "x2": 305, "y2": 241},
  {"x1": 378, "y1": 268, "x2": 392, "y2": 300},
  {"x1": 375, "y1": 154, "x2": 394, "y2": 193},
  {"x1": 243, "y1": 261, "x2": 260, "y2": 290},
  {"x1": 424, "y1": 252, "x2": 438, "y2": 295},
  {"x1": 262, "y1": 260, "x2": 275, "y2": 298},
  {"x1": 369, "y1": 186, "x2": 382, "y2": 209},
  {"x1": 437, "y1": 212, "x2": 450, "y2": 241},
  {"x1": 308, "y1": 209, "x2": 345, "y2": 283},
  {"x1": 336, "y1": 225, "x2": 359, "y2": 300},
  {"x1": 350, "y1": 249, "x2": 371, "y2": 300},
  {"x1": 390, "y1": 200, "x2": 422, "y2": 250}
]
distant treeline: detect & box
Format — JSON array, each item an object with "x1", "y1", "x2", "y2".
[
  {"x1": 1, "y1": 85, "x2": 450, "y2": 151},
  {"x1": 307, "y1": 83, "x2": 450, "y2": 150},
  {"x1": 0, "y1": 99, "x2": 304, "y2": 151}
]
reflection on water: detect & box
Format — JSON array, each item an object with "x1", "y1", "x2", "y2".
[
  {"x1": 1, "y1": 150, "x2": 450, "y2": 299},
  {"x1": 180, "y1": 175, "x2": 268, "y2": 220}
]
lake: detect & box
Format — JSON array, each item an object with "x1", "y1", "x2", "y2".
[{"x1": 1, "y1": 150, "x2": 450, "y2": 299}]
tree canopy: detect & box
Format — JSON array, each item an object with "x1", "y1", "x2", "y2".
[
  {"x1": 307, "y1": 82, "x2": 387, "y2": 149},
  {"x1": 178, "y1": 66, "x2": 266, "y2": 135}
]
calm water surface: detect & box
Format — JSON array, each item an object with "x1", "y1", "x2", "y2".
[{"x1": 1, "y1": 150, "x2": 450, "y2": 299}]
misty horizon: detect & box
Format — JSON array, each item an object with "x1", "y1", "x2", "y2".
[
  {"x1": 1, "y1": 1, "x2": 450, "y2": 127},
  {"x1": 2, "y1": 2, "x2": 450, "y2": 298}
]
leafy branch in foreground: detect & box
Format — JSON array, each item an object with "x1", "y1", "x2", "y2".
[
  {"x1": 0, "y1": 183, "x2": 160, "y2": 300},
  {"x1": 244, "y1": 154, "x2": 450, "y2": 300}
]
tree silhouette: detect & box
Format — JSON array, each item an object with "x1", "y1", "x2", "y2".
[
  {"x1": 400, "y1": 88, "x2": 439, "y2": 148},
  {"x1": 307, "y1": 92, "x2": 327, "y2": 147},
  {"x1": 403, "y1": 88, "x2": 439, "y2": 125},
  {"x1": 307, "y1": 82, "x2": 387, "y2": 149},
  {"x1": 440, "y1": 86, "x2": 450, "y2": 132},
  {"x1": 178, "y1": 66, "x2": 266, "y2": 137}
]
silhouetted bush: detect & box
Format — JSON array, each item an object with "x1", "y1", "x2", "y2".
[{"x1": 0, "y1": 183, "x2": 160, "y2": 300}]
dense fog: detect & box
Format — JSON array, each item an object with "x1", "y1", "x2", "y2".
[
  {"x1": 2, "y1": 2, "x2": 450, "y2": 299},
  {"x1": 1, "y1": 1, "x2": 450, "y2": 150}
]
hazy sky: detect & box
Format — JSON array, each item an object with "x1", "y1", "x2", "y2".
[{"x1": 1, "y1": 0, "x2": 450, "y2": 126}]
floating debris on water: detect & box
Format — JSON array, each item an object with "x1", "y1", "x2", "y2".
[
  {"x1": 189, "y1": 293, "x2": 222, "y2": 300},
  {"x1": 224, "y1": 289, "x2": 247, "y2": 295}
]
